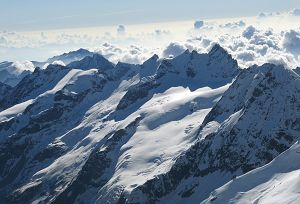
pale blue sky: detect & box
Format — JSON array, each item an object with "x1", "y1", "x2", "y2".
[{"x1": 1, "y1": 0, "x2": 299, "y2": 31}]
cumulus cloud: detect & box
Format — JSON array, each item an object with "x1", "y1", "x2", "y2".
[
  {"x1": 290, "y1": 8, "x2": 300, "y2": 16},
  {"x1": 282, "y1": 29, "x2": 300, "y2": 54},
  {"x1": 249, "y1": 31, "x2": 278, "y2": 49},
  {"x1": 162, "y1": 42, "x2": 186, "y2": 58},
  {"x1": 236, "y1": 50, "x2": 256, "y2": 61},
  {"x1": 91, "y1": 20, "x2": 300, "y2": 69},
  {"x1": 219, "y1": 20, "x2": 246, "y2": 28},
  {"x1": 242, "y1": 26, "x2": 257, "y2": 39},
  {"x1": 194, "y1": 20, "x2": 204, "y2": 29},
  {"x1": 257, "y1": 7, "x2": 300, "y2": 18},
  {"x1": 205, "y1": 23, "x2": 300, "y2": 68},
  {"x1": 94, "y1": 43, "x2": 154, "y2": 64},
  {"x1": 52, "y1": 60, "x2": 66, "y2": 66},
  {"x1": 117, "y1": 25, "x2": 126, "y2": 34},
  {"x1": 257, "y1": 12, "x2": 274, "y2": 18},
  {"x1": 257, "y1": 11, "x2": 282, "y2": 18},
  {"x1": 10, "y1": 61, "x2": 35, "y2": 74},
  {"x1": 258, "y1": 12, "x2": 267, "y2": 18},
  {"x1": 154, "y1": 29, "x2": 171, "y2": 36}
]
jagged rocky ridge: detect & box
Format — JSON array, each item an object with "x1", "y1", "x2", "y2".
[{"x1": 0, "y1": 44, "x2": 299, "y2": 204}]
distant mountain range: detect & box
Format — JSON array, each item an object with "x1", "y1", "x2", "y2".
[
  {"x1": 0, "y1": 45, "x2": 299, "y2": 204},
  {"x1": 0, "y1": 48, "x2": 94, "y2": 87}
]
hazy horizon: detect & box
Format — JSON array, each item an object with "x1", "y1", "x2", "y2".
[{"x1": 1, "y1": 0, "x2": 300, "y2": 31}]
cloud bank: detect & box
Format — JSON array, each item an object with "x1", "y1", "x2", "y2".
[{"x1": 1, "y1": 7, "x2": 300, "y2": 69}]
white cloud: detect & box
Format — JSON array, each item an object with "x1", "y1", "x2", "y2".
[
  {"x1": 194, "y1": 20, "x2": 204, "y2": 29},
  {"x1": 1, "y1": 7, "x2": 300, "y2": 69},
  {"x1": 290, "y1": 8, "x2": 300, "y2": 16},
  {"x1": 219, "y1": 20, "x2": 246, "y2": 28},
  {"x1": 10, "y1": 61, "x2": 35, "y2": 74},
  {"x1": 161, "y1": 42, "x2": 186, "y2": 58},
  {"x1": 236, "y1": 50, "x2": 256, "y2": 61},
  {"x1": 117, "y1": 25, "x2": 126, "y2": 34},
  {"x1": 258, "y1": 12, "x2": 267, "y2": 18},
  {"x1": 94, "y1": 43, "x2": 154, "y2": 64},
  {"x1": 153, "y1": 29, "x2": 171, "y2": 37},
  {"x1": 52, "y1": 60, "x2": 66, "y2": 66},
  {"x1": 282, "y1": 29, "x2": 300, "y2": 54},
  {"x1": 242, "y1": 26, "x2": 257, "y2": 39},
  {"x1": 257, "y1": 12, "x2": 275, "y2": 18}
]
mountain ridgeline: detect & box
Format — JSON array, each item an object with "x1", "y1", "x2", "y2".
[{"x1": 0, "y1": 44, "x2": 299, "y2": 204}]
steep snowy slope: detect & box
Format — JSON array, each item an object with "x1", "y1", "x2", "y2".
[
  {"x1": 202, "y1": 142, "x2": 300, "y2": 204},
  {"x1": 0, "y1": 45, "x2": 239, "y2": 204},
  {"x1": 124, "y1": 63, "x2": 300, "y2": 204}
]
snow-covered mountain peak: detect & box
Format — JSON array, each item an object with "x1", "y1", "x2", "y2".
[
  {"x1": 140, "y1": 54, "x2": 160, "y2": 77},
  {"x1": 142, "y1": 54, "x2": 159, "y2": 67},
  {"x1": 67, "y1": 53, "x2": 115, "y2": 71},
  {"x1": 116, "y1": 48, "x2": 240, "y2": 111},
  {"x1": 202, "y1": 63, "x2": 299, "y2": 127},
  {"x1": 44, "y1": 63, "x2": 66, "y2": 70},
  {"x1": 209, "y1": 43, "x2": 228, "y2": 56},
  {"x1": 47, "y1": 48, "x2": 94, "y2": 65},
  {"x1": 156, "y1": 47, "x2": 238, "y2": 86}
]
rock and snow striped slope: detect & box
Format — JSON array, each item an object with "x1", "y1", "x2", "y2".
[{"x1": 202, "y1": 142, "x2": 300, "y2": 204}]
